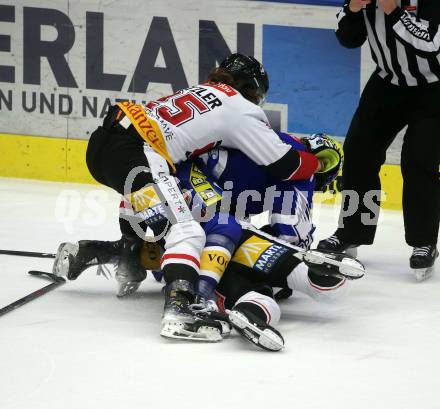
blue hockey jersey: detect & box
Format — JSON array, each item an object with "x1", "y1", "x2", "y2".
[{"x1": 177, "y1": 132, "x2": 316, "y2": 249}]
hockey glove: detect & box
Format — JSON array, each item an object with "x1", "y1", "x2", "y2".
[
  {"x1": 303, "y1": 133, "x2": 343, "y2": 174},
  {"x1": 302, "y1": 133, "x2": 344, "y2": 190}
]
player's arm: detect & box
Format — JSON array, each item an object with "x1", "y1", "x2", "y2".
[
  {"x1": 387, "y1": 7, "x2": 440, "y2": 56},
  {"x1": 269, "y1": 179, "x2": 315, "y2": 248},
  {"x1": 231, "y1": 114, "x2": 320, "y2": 182},
  {"x1": 336, "y1": 1, "x2": 369, "y2": 48},
  {"x1": 266, "y1": 144, "x2": 320, "y2": 182}
]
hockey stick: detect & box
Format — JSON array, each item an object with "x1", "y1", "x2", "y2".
[
  {"x1": 0, "y1": 249, "x2": 56, "y2": 259},
  {"x1": 0, "y1": 271, "x2": 66, "y2": 317}
]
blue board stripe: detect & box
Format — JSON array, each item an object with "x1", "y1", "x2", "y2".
[{"x1": 262, "y1": 24, "x2": 361, "y2": 136}]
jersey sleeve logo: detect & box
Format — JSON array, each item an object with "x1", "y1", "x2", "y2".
[
  {"x1": 204, "y1": 82, "x2": 238, "y2": 96},
  {"x1": 232, "y1": 235, "x2": 289, "y2": 274}
]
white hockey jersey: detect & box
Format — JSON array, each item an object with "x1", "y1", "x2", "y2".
[{"x1": 142, "y1": 83, "x2": 291, "y2": 166}]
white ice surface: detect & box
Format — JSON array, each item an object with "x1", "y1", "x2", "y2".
[{"x1": 0, "y1": 177, "x2": 439, "y2": 409}]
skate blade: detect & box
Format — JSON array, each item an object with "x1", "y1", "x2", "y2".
[
  {"x1": 304, "y1": 250, "x2": 364, "y2": 279},
  {"x1": 193, "y1": 313, "x2": 231, "y2": 338},
  {"x1": 160, "y1": 322, "x2": 222, "y2": 342},
  {"x1": 116, "y1": 281, "x2": 142, "y2": 297},
  {"x1": 345, "y1": 247, "x2": 358, "y2": 258},
  {"x1": 219, "y1": 321, "x2": 232, "y2": 338},
  {"x1": 414, "y1": 266, "x2": 434, "y2": 282},
  {"x1": 52, "y1": 242, "x2": 78, "y2": 278},
  {"x1": 228, "y1": 311, "x2": 284, "y2": 352},
  {"x1": 339, "y1": 257, "x2": 365, "y2": 279}
]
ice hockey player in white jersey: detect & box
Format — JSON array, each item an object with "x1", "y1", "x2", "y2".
[{"x1": 83, "y1": 53, "x2": 324, "y2": 340}]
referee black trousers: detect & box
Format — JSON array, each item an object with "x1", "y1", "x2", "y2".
[{"x1": 337, "y1": 74, "x2": 440, "y2": 247}]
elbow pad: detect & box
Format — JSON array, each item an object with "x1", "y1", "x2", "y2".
[{"x1": 266, "y1": 148, "x2": 319, "y2": 181}]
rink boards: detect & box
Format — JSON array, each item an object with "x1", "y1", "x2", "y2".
[
  {"x1": 0, "y1": 132, "x2": 403, "y2": 210},
  {"x1": 0, "y1": 0, "x2": 403, "y2": 209},
  {"x1": 0, "y1": 0, "x2": 371, "y2": 139}
]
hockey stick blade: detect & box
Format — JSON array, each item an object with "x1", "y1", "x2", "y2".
[
  {"x1": 0, "y1": 249, "x2": 56, "y2": 259},
  {"x1": 0, "y1": 271, "x2": 66, "y2": 317},
  {"x1": 28, "y1": 270, "x2": 66, "y2": 283}
]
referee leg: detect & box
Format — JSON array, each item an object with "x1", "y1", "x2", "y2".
[
  {"x1": 337, "y1": 75, "x2": 407, "y2": 244},
  {"x1": 401, "y1": 87, "x2": 440, "y2": 247}
]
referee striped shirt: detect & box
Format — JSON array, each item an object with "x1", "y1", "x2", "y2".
[{"x1": 336, "y1": 0, "x2": 440, "y2": 86}]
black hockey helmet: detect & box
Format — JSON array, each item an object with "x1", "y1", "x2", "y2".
[{"x1": 219, "y1": 53, "x2": 269, "y2": 106}]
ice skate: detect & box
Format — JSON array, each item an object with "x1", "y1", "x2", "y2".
[
  {"x1": 190, "y1": 296, "x2": 232, "y2": 338},
  {"x1": 317, "y1": 233, "x2": 359, "y2": 257},
  {"x1": 116, "y1": 234, "x2": 147, "y2": 297},
  {"x1": 410, "y1": 245, "x2": 438, "y2": 282},
  {"x1": 53, "y1": 240, "x2": 119, "y2": 280},
  {"x1": 302, "y1": 249, "x2": 365, "y2": 280},
  {"x1": 160, "y1": 280, "x2": 223, "y2": 342},
  {"x1": 228, "y1": 306, "x2": 284, "y2": 352}
]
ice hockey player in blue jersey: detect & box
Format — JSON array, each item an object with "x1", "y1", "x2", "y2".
[
  {"x1": 195, "y1": 131, "x2": 321, "y2": 248},
  {"x1": 172, "y1": 132, "x2": 343, "y2": 302}
]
